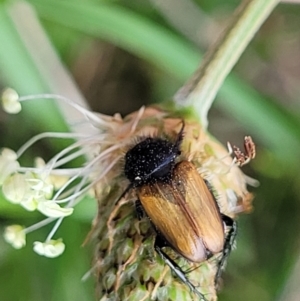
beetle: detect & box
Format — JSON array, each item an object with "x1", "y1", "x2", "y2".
[{"x1": 121, "y1": 121, "x2": 241, "y2": 300}]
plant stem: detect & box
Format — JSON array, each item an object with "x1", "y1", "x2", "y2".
[{"x1": 174, "y1": 0, "x2": 280, "y2": 128}]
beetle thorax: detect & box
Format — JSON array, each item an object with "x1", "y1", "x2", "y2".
[{"x1": 124, "y1": 137, "x2": 180, "y2": 186}]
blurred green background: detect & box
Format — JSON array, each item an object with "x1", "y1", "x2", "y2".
[{"x1": 1, "y1": 0, "x2": 300, "y2": 301}]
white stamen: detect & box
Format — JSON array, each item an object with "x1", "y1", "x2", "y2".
[
  {"x1": 53, "y1": 156, "x2": 121, "y2": 204},
  {"x1": 227, "y1": 141, "x2": 233, "y2": 154},
  {"x1": 18, "y1": 94, "x2": 109, "y2": 128},
  {"x1": 16, "y1": 132, "x2": 87, "y2": 158},
  {"x1": 46, "y1": 217, "x2": 63, "y2": 241},
  {"x1": 129, "y1": 106, "x2": 145, "y2": 134},
  {"x1": 24, "y1": 217, "x2": 55, "y2": 234}
]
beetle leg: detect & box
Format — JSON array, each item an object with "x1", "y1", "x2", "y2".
[
  {"x1": 215, "y1": 214, "x2": 237, "y2": 288},
  {"x1": 154, "y1": 237, "x2": 208, "y2": 301},
  {"x1": 135, "y1": 199, "x2": 145, "y2": 220}
]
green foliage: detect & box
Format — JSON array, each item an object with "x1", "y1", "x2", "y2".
[{"x1": 0, "y1": 1, "x2": 300, "y2": 301}]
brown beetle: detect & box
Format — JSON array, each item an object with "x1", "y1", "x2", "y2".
[
  {"x1": 138, "y1": 160, "x2": 224, "y2": 262},
  {"x1": 122, "y1": 121, "x2": 241, "y2": 300}
]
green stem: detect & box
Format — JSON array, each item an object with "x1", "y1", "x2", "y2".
[{"x1": 174, "y1": 0, "x2": 280, "y2": 128}]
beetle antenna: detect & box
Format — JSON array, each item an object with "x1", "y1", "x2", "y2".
[
  {"x1": 115, "y1": 183, "x2": 133, "y2": 205},
  {"x1": 173, "y1": 120, "x2": 185, "y2": 152}
]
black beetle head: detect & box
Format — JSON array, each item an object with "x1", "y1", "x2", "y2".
[{"x1": 124, "y1": 122, "x2": 184, "y2": 186}]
